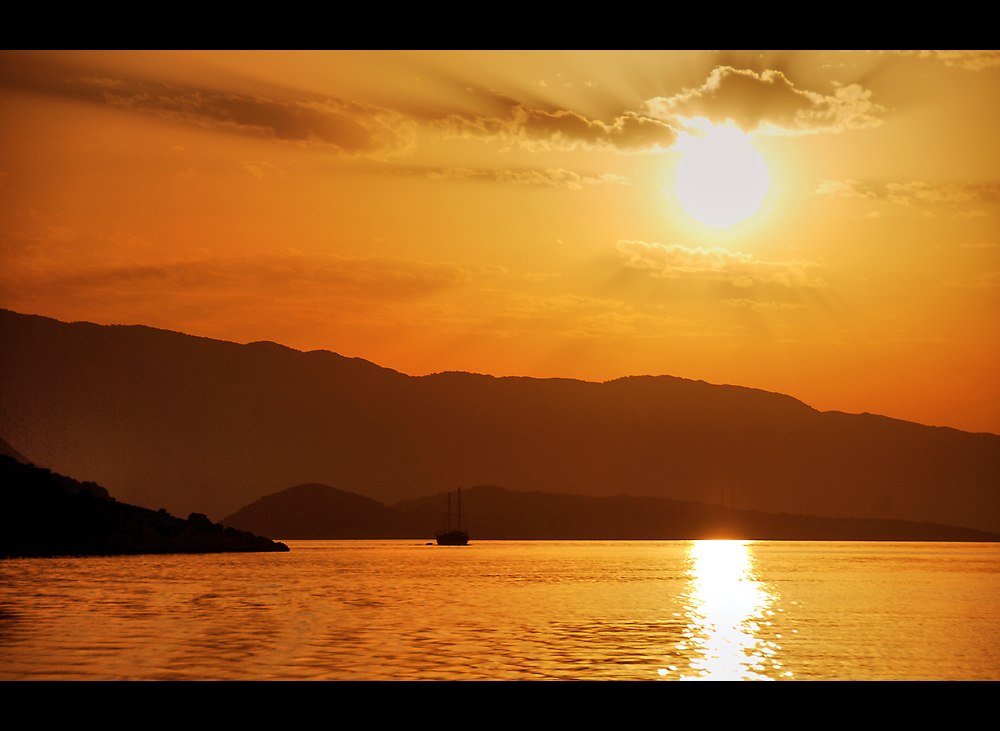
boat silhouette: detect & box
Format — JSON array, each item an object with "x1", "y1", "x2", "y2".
[{"x1": 435, "y1": 488, "x2": 469, "y2": 545}]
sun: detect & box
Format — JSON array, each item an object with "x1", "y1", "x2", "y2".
[{"x1": 671, "y1": 122, "x2": 773, "y2": 230}]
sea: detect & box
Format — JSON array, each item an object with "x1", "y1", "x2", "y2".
[{"x1": 1, "y1": 540, "x2": 998, "y2": 680}]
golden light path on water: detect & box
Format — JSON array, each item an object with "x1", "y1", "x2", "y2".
[{"x1": 660, "y1": 540, "x2": 789, "y2": 680}]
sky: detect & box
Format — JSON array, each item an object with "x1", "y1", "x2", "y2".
[{"x1": 1, "y1": 50, "x2": 998, "y2": 434}]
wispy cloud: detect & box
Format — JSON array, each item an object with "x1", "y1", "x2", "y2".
[
  {"x1": 886, "y1": 182, "x2": 1000, "y2": 206},
  {"x1": 0, "y1": 54, "x2": 889, "y2": 166},
  {"x1": 436, "y1": 101, "x2": 679, "y2": 153},
  {"x1": 893, "y1": 50, "x2": 1000, "y2": 71},
  {"x1": 814, "y1": 178, "x2": 877, "y2": 198},
  {"x1": 425, "y1": 167, "x2": 630, "y2": 189},
  {"x1": 1, "y1": 53, "x2": 681, "y2": 160},
  {"x1": 940, "y1": 271, "x2": 1000, "y2": 289},
  {"x1": 2, "y1": 251, "x2": 507, "y2": 304},
  {"x1": 99, "y1": 83, "x2": 418, "y2": 158},
  {"x1": 467, "y1": 290, "x2": 708, "y2": 340},
  {"x1": 241, "y1": 160, "x2": 286, "y2": 179},
  {"x1": 816, "y1": 178, "x2": 1000, "y2": 213},
  {"x1": 0, "y1": 56, "x2": 417, "y2": 159},
  {"x1": 721, "y1": 298, "x2": 804, "y2": 311},
  {"x1": 615, "y1": 240, "x2": 825, "y2": 289}
]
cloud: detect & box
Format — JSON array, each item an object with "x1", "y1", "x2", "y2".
[
  {"x1": 1, "y1": 53, "x2": 678, "y2": 157},
  {"x1": 241, "y1": 161, "x2": 286, "y2": 179},
  {"x1": 0, "y1": 248, "x2": 523, "y2": 342},
  {"x1": 0, "y1": 56, "x2": 417, "y2": 158},
  {"x1": 468, "y1": 290, "x2": 704, "y2": 339},
  {"x1": 721, "y1": 298, "x2": 803, "y2": 311},
  {"x1": 814, "y1": 179, "x2": 1000, "y2": 215},
  {"x1": 925, "y1": 50, "x2": 1000, "y2": 71},
  {"x1": 426, "y1": 167, "x2": 630, "y2": 189},
  {"x1": 893, "y1": 50, "x2": 1000, "y2": 71},
  {"x1": 7, "y1": 54, "x2": 885, "y2": 164},
  {"x1": 3, "y1": 251, "x2": 505, "y2": 305},
  {"x1": 814, "y1": 178, "x2": 877, "y2": 198},
  {"x1": 99, "y1": 84, "x2": 417, "y2": 158},
  {"x1": 644, "y1": 66, "x2": 884, "y2": 135},
  {"x1": 940, "y1": 271, "x2": 1000, "y2": 289},
  {"x1": 886, "y1": 182, "x2": 1000, "y2": 206},
  {"x1": 615, "y1": 240, "x2": 825, "y2": 289},
  {"x1": 437, "y1": 102, "x2": 678, "y2": 153}
]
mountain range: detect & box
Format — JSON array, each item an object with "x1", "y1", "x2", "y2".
[
  {"x1": 1, "y1": 308, "x2": 998, "y2": 534},
  {"x1": 222, "y1": 483, "x2": 1000, "y2": 542}
]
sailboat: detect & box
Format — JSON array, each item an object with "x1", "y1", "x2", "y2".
[{"x1": 435, "y1": 488, "x2": 470, "y2": 546}]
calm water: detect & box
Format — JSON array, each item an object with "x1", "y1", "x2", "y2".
[{"x1": 1, "y1": 540, "x2": 998, "y2": 680}]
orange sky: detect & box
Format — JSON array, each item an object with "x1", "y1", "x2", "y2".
[{"x1": 2, "y1": 50, "x2": 998, "y2": 434}]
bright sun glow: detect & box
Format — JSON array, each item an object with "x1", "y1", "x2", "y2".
[{"x1": 672, "y1": 123, "x2": 772, "y2": 230}]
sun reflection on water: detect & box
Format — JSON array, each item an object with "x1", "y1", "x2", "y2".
[{"x1": 664, "y1": 540, "x2": 784, "y2": 680}]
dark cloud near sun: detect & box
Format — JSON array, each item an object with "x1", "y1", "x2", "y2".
[
  {"x1": 365, "y1": 160, "x2": 631, "y2": 189},
  {"x1": 435, "y1": 102, "x2": 679, "y2": 153},
  {"x1": 0, "y1": 52, "x2": 893, "y2": 180},
  {"x1": 11, "y1": 53, "x2": 887, "y2": 160},
  {"x1": 0, "y1": 52, "x2": 679, "y2": 158},
  {"x1": 644, "y1": 66, "x2": 884, "y2": 135},
  {"x1": 424, "y1": 167, "x2": 630, "y2": 189},
  {"x1": 372, "y1": 65, "x2": 681, "y2": 154}
]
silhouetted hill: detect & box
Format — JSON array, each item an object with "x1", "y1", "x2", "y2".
[
  {"x1": 0, "y1": 454, "x2": 289, "y2": 557},
  {"x1": 221, "y1": 483, "x2": 1000, "y2": 542},
  {"x1": 222, "y1": 483, "x2": 403, "y2": 539},
  {"x1": 1, "y1": 308, "x2": 998, "y2": 533}
]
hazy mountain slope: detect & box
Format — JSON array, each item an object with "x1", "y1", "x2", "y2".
[
  {"x1": 0, "y1": 435, "x2": 31, "y2": 464},
  {"x1": 220, "y1": 483, "x2": 1000, "y2": 542},
  {"x1": 2, "y1": 308, "x2": 998, "y2": 532}
]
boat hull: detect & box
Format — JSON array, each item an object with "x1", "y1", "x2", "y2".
[{"x1": 435, "y1": 530, "x2": 469, "y2": 546}]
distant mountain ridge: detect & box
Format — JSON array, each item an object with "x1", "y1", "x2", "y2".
[
  {"x1": 222, "y1": 483, "x2": 1000, "y2": 542},
  {"x1": 1, "y1": 308, "x2": 998, "y2": 533}
]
